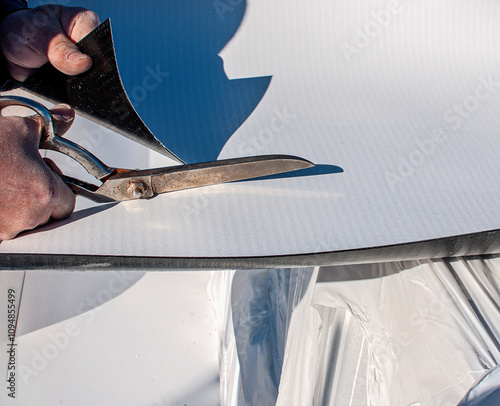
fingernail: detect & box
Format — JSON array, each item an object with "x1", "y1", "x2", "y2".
[
  {"x1": 67, "y1": 52, "x2": 90, "y2": 62},
  {"x1": 52, "y1": 105, "x2": 73, "y2": 122}
]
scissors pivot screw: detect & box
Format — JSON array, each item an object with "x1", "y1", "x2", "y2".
[{"x1": 127, "y1": 181, "x2": 148, "y2": 199}]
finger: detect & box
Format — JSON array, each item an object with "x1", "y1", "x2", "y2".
[
  {"x1": 37, "y1": 126, "x2": 76, "y2": 220},
  {"x1": 37, "y1": 128, "x2": 76, "y2": 219},
  {"x1": 28, "y1": 103, "x2": 75, "y2": 148},
  {"x1": 0, "y1": 9, "x2": 51, "y2": 78},
  {"x1": 4, "y1": 62, "x2": 37, "y2": 82},
  {"x1": 0, "y1": 161, "x2": 75, "y2": 239},
  {"x1": 46, "y1": 7, "x2": 99, "y2": 76},
  {"x1": 43, "y1": 157, "x2": 63, "y2": 175},
  {"x1": 50, "y1": 104, "x2": 75, "y2": 136},
  {"x1": 25, "y1": 115, "x2": 76, "y2": 222},
  {"x1": 47, "y1": 32, "x2": 93, "y2": 76},
  {"x1": 0, "y1": 6, "x2": 99, "y2": 78},
  {"x1": 36, "y1": 155, "x2": 76, "y2": 221},
  {"x1": 48, "y1": 169, "x2": 76, "y2": 220},
  {"x1": 0, "y1": 115, "x2": 76, "y2": 240},
  {"x1": 40, "y1": 159, "x2": 75, "y2": 221},
  {"x1": 0, "y1": 6, "x2": 91, "y2": 77},
  {"x1": 60, "y1": 7, "x2": 100, "y2": 43}
]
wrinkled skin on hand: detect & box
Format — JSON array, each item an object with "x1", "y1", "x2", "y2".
[
  {"x1": 0, "y1": 105, "x2": 77, "y2": 239},
  {"x1": 0, "y1": 5, "x2": 100, "y2": 81},
  {"x1": 0, "y1": 5, "x2": 99, "y2": 239}
]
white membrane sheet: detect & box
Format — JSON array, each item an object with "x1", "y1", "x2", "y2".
[
  {"x1": 5, "y1": 271, "x2": 220, "y2": 406},
  {"x1": 0, "y1": 0, "x2": 499, "y2": 258}
]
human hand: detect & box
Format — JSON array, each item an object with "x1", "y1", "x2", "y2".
[
  {"x1": 0, "y1": 104, "x2": 76, "y2": 240},
  {"x1": 0, "y1": 5, "x2": 99, "y2": 81},
  {"x1": 0, "y1": 5, "x2": 99, "y2": 239}
]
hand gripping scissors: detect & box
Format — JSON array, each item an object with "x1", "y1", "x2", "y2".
[{"x1": 0, "y1": 96, "x2": 314, "y2": 203}]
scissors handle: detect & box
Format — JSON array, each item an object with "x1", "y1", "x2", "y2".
[{"x1": 0, "y1": 95, "x2": 114, "y2": 180}]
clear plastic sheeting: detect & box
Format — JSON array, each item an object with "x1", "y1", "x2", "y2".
[
  {"x1": 458, "y1": 366, "x2": 500, "y2": 406},
  {"x1": 212, "y1": 268, "x2": 318, "y2": 406},
  {"x1": 219, "y1": 256, "x2": 500, "y2": 405}
]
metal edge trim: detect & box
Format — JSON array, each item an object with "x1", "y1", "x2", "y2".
[{"x1": 1, "y1": 229, "x2": 499, "y2": 271}]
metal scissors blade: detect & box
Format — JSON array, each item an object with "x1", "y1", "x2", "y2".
[
  {"x1": 0, "y1": 96, "x2": 314, "y2": 203},
  {"x1": 65, "y1": 155, "x2": 313, "y2": 202}
]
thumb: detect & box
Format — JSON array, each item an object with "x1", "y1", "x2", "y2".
[{"x1": 47, "y1": 33, "x2": 92, "y2": 76}]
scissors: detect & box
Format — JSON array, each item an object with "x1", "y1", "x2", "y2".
[{"x1": 0, "y1": 96, "x2": 314, "y2": 203}]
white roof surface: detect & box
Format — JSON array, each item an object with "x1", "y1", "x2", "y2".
[{"x1": 1, "y1": 0, "x2": 499, "y2": 260}]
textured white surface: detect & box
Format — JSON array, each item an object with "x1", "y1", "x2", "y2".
[
  {"x1": 1, "y1": 0, "x2": 499, "y2": 257},
  {"x1": 10, "y1": 272, "x2": 220, "y2": 406}
]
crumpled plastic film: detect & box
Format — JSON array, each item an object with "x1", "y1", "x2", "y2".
[
  {"x1": 207, "y1": 270, "x2": 241, "y2": 406},
  {"x1": 311, "y1": 259, "x2": 499, "y2": 405},
  {"x1": 458, "y1": 365, "x2": 500, "y2": 405},
  {"x1": 216, "y1": 268, "x2": 317, "y2": 406},
  {"x1": 218, "y1": 256, "x2": 500, "y2": 406}
]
